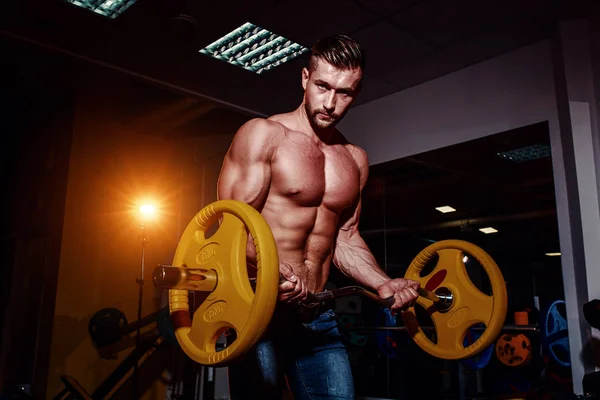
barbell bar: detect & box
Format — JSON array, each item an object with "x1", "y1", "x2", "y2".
[{"x1": 153, "y1": 265, "x2": 454, "y2": 311}]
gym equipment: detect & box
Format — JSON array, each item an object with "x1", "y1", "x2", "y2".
[
  {"x1": 492, "y1": 370, "x2": 532, "y2": 396},
  {"x1": 496, "y1": 333, "x2": 532, "y2": 367},
  {"x1": 346, "y1": 324, "x2": 538, "y2": 332},
  {"x1": 56, "y1": 306, "x2": 178, "y2": 399},
  {"x1": 375, "y1": 308, "x2": 402, "y2": 359},
  {"x1": 402, "y1": 240, "x2": 508, "y2": 360},
  {"x1": 161, "y1": 199, "x2": 280, "y2": 367},
  {"x1": 88, "y1": 308, "x2": 128, "y2": 348},
  {"x1": 88, "y1": 306, "x2": 176, "y2": 351},
  {"x1": 338, "y1": 314, "x2": 368, "y2": 346},
  {"x1": 514, "y1": 311, "x2": 529, "y2": 326},
  {"x1": 53, "y1": 333, "x2": 168, "y2": 400},
  {"x1": 153, "y1": 200, "x2": 508, "y2": 366},
  {"x1": 156, "y1": 306, "x2": 178, "y2": 346},
  {"x1": 460, "y1": 324, "x2": 494, "y2": 370},
  {"x1": 541, "y1": 300, "x2": 571, "y2": 368}
]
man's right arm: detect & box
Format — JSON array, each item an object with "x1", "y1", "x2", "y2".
[
  {"x1": 217, "y1": 118, "x2": 277, "y2": 209},
  {"x1": 216, "y1": 118, "x2": 306, "y2": 303}
]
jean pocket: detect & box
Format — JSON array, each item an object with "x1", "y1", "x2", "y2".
[
  {"x1": 302, "y1": 309, "x2": 337, "y2": 332},
  {"x1": 321, "y1": 309, "x2": 335, "y2": 320}
]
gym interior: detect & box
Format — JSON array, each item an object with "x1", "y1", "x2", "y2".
[{"x1": 1, "y1": 1, "x2": 600, "y2": 399}]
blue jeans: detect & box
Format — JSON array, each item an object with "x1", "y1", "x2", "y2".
[{"x1": 227, "y1": 306, "x2": 355, "y2": 399}]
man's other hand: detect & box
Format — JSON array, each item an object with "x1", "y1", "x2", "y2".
[
  {"x1": 278, "y1": 263, "x2": 308, "y2": 304},
  {"x1": 377, "y1": 278, "x2": 420, "y2": 313}
]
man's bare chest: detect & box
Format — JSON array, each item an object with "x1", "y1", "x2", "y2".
[{"x1": 271, "y1": 141, "x2": 360, "y2": 212}]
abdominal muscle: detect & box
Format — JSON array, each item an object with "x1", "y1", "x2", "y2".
[{"x1": 247, "y1": 197, "x2": 339, "y2": 294}]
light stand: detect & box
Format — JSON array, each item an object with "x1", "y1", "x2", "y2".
[
  {"x1": 137, "y1": 221, "x2": 147, "y2": 340},
  {"x1": 132, "y1": 220, "x2": 147, "y2": 399},
  {"x1": 132, "y1": 203, "x2": 155, "y2": 399}
]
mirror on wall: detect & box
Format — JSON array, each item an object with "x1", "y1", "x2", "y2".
[{"x1": 328, "y1": 121, "x2": 570, "y2": 399}]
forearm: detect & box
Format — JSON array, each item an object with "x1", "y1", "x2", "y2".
[{"x1": 333, "y1": 233, "x2": 390, "y2": 291}]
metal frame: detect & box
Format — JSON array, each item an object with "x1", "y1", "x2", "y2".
[{"x1": 548, "y1": 17, "x2": 600, "y2": 393}]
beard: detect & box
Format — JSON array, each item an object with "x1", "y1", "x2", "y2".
[{"x1": 304, "y1": 102, "x2": 339, "y2": 130}]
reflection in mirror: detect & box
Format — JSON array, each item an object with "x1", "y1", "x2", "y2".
[{"x1": 329, "y1": 121, "x2": 570, "y2": 399}]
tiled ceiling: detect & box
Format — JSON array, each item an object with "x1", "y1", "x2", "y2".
[
  {"x1": 0, "y1": 0, "x2": 597, "y2": 123},
  {"x1": 253, "y1": 0, "x2": 381, "y2": 48},
  {"x1": 357, "y1": 0, "x2": 421, "y2": 16},
  {"x1": 391, "y1": 0, "x2": 524, "y2": 47},
  {"x1": 352, "y1": 21, "x2": 436, "y2": 75}
]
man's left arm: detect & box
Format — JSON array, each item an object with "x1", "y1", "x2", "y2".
[
  {"x1": 333, "y1": 147, "x2": 419, "y2": 311},
  {"x1": 333, "y1": 198, "x2": 390, "y2": 291}
]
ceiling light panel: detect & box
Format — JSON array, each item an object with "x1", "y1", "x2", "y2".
[
  {"x1": 65, "y1": 0, "x2": 137, "y2": 18},
  {"x1": 435, "y1": 206, "x2": 456, "y2": 213},
  {"x1": 200, "y1": 22, "x2": 309, "y2": 74},
  {"x1": 479, "y1": 227, "x2": 498, "y2": 234},
  {"x1": 497, "y1": 143, "x2": 551, "y2": 163}
]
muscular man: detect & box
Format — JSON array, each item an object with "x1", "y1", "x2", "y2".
[{"x1": 217, "y1": 34, "x2": 420, "y2": 399}]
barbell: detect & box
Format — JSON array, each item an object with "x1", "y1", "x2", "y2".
[{"x1": 152, "y1": 200, "x2": 508, "y2": 366}]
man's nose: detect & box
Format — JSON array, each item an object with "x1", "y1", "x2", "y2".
[{"x1": 324, "y1": 91, "x2": 336, "y2": 112}]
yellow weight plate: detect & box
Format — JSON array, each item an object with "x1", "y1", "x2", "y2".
[
  {"x1": 402, "y1": 240, "x2": 507, "y2": 360},
  {"x1": 168, "y1": 200, "x2": 279, "y2": 366}
]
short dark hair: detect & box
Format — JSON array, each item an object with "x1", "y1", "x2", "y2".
[{"x1": 308, "y1": 34, "x2": 366, "y2": 73}]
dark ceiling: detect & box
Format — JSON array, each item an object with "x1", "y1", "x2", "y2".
[{"x1": 1, "y1": 0, "x2": 597, "y2": 121}]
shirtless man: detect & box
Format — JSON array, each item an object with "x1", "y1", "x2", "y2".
[{"x1": 217, "y1": 34, "x2": 420, "y2": 399}]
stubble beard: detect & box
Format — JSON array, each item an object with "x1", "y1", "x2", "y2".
[{"x1": 305, "y1": 102, "x2": 337, "y2": 130}]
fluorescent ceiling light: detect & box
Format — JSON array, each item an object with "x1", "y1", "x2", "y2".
[
  {"x1": 64, "y1": 0, "x2": 137, "y2": 18},
  {"x1": 545, "y1": 252, "x2": 561, "y2": 257},
  {"x1": 497, "y1": 143, "x2": 551, "y2": 163},
  {"x1": 435, "y1": 206, "x2": 456, "y2": 213},
  {"x1": 479, "y1": 227, "x2": 498, "y2": 234},
  {"x1": 199, "y1": 22, "x2": 309, "y2": 74}
]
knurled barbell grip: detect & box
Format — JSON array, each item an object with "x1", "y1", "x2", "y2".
[
  {"x1": 304, "y1": 286, "x2": 394, "y2": 308},
  {"x1": 279, "y1": 275, "x2": 386, "y2": 307},
  {"x1": 279, "y1": 275, "x2": 442, "y2": 308}
]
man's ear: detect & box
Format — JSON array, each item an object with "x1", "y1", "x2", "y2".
[
  {"x1": 301, "y1": 67, "x2": 309, "y2": 90},
  {"x1": 353, "y1": 78, "x2": 363, "y2": 98}
]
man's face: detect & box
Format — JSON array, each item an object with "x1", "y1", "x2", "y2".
[{"x1": 302, "y1": 59, "x2": 362, "y2": 130}]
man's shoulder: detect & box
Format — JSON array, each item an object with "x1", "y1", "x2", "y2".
[
  {"x1": 239, "y1": 117, "x2": 285, "y2": 134},
  {"x1": 339, "y1": 137, "x2": 369, "y2": 184},
  {"x1": 336, "y1": 132, "x2": 368, "y2": 166},
  {"x1": 234, "y1": 117, "x2": 286, "y2": 144},
  {"x1": 266, "y1": 112, "x2": 297, "y2": 131},
  {"x1": 349, "y1": 145, "x2": 369, "y2": 174}
]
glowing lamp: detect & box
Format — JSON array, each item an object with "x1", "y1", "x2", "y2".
[{"x1": 139, "y1": 204, "x2": 156, "y2": 218}]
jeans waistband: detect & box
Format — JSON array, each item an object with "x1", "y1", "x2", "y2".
[{"x1": 293, "y1": 299, "x2": 334, "y2": 323}]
